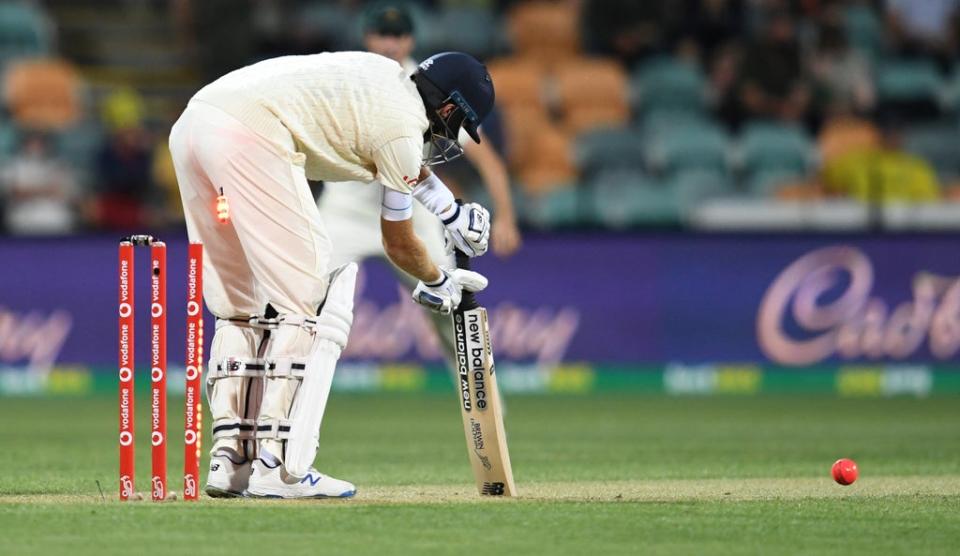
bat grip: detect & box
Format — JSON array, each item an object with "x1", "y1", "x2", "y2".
[{"x1": 454, "y1": 248, "x2": 479, "y2": 311}]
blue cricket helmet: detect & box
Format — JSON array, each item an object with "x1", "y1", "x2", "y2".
[{"x1": 412, "y1": 51, "x2": 495, "y2": 165}]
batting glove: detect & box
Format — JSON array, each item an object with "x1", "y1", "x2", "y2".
[
  {"x1": 412, "y1": 267, "x2": 488, "y2": 314},
  {"x1": 442, "y1": 201, "x2": 490, "y2": 257}
]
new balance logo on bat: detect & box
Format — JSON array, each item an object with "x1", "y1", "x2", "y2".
[{"x1": 454, "y1": 313, "x2": 471, "y2": 411}]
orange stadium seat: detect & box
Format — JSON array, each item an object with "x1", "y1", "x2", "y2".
[
  {"x1": 945, "y1": 183, "x2": 960, "y2": 201},
  {"x1": 487, "y1": 58, "x2": 546, "y2": 111},
  {"x1": 818, "y1": 117, "x2": 881, "y2": 164},
  {"x1": 776, "y1": 181, "x2": 824, "y2": 200},
  {"x1": 4, "y1": 59, "x2": 81, "y2": 130},
  {"x1": 499, "y1": 105, "x2": 552, "y2": 170},
  {"x1": 507, "y1": 1, "x2": 580, "y2": 68},
  {"x1": 516, "y1": 123, "x2": 577, "y2": 194},
  {"x1": 554, "y1": 59, "x2": 629, "y2": 133},
  {"x1": 563, "y1": 106, "x2": 632, "y2": 135}
]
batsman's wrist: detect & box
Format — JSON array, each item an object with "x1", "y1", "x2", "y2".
[
  {"x1": 440, "y1": 202, "x2": 461, "y2": 226},
  {"x1": 424, "y1": 268, "x2": 446, "y2": 287}
]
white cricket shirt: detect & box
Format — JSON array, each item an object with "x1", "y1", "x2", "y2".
[{"x1": 191, "y1": 51, "x2": 429, "y2": 192}]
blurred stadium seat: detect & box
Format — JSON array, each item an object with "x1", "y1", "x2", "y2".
[
  {"x1": 417, "y1": 8, "x2": 499, "y2": 60},
  {"x1": 55, "y1": 119, "x2": 102, "y2": 181},
  {"x1": 630, "y1": 58, "x2": 708, "y2": 116},
  {"x1": 585, "y1": 170, "x2": 676, "y2": 227},
  {"x1": 487, "y1": 58, "x2": 546, "y2": 111},
  {"x1": 3, "y1": 58, "x2": 81, "y2": 130},
  {"x1": 774, "y1": 181, "x2": 823, "y2": 201},
  {"x1": 574, "y1": 126, "x2": 645, "y2": 176},
  {"x1": 876, "y1": 60, "x2": 943, "y2": 102},
  {"x1": 514, "y1": 121, "x2": 577, "y2": 194},
  {"x1": 507, "y1": 1, "x2": 579, "y2": 68},
  {"x1": 499, "y1": 105, "x2": 551, "y2": 170},
  {"x1": 646, "y1": 123, "x2": 729, "y2": 177},
  {"x1": 737, "y1": 122, "x2": 815, "y2": 178},
  {"x1": 0, "y1": 117, "x2": 18, "y2": 161},
  {"x1": 947, "y1": 66, "x2": 960, "y2": 111},
  {"x1": 746, "y1": 168, "x2": 808, "y2": 197},
  {"x1": 843, "y1": 4, "x2": 883, "y2": 61},
  {"x1": 875, "y1": 59, "x2": 944, "y2": 121},
  {"x1": 902, "y1": 123, "x2": 960, "y2": 182},
  {"x1": 670, "y1": 170, "x2": 734, "y2": 208},
  {"x1": 521, "y1": 183, "x2": 580, "y2": 229},
  {"x1": 638, "y1": 109, "x2": 716, "y2": 138},
  {"x1": 554, "y1": 58, "x2": 629, "y2": 133},
  {"x1": 0, "y1": 2, "x2": 52, "y2": 65}
]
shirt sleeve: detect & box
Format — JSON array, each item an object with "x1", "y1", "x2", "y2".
[{"x1": 373, "y1": 136, "x2": 424, "y2": 193}]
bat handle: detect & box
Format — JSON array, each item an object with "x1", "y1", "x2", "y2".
[
  {"x1": 454, "y1": 248, "x2": 479, "y2": 311},
  {"x1": 455, "y1": 248, "x2": 471, "y2": 271}
]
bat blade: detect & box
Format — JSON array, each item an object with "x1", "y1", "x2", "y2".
[{"x1": 453, "y1": 303, "x2": 517, "y2": 497}]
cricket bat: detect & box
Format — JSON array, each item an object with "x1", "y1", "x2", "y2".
[{"x1": 451, "y1": 249, "x2": 517, "y2": 496}]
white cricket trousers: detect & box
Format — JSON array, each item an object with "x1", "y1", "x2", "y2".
[{"x1": 169, "y1": 100, "x2": 333, "y2": 318}]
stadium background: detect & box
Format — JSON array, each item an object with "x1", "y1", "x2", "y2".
[{"x1": 1, "y1": 0, "x2": 960, "y2": 399}]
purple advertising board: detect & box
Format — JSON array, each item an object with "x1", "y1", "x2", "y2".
[{"x1": 1, "y1": 233, "x2": 959, "y2": 377}]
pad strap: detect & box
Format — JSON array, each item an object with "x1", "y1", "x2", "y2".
[
  {"x1": 209, "y1": 357, "x2": 268, "y2": 379},
  {"x1": 256, "y1": 419, "x2": 293, "y2": 439},
  {"x1": 224, "y1": 315, "x2": 281, "y2": 330},
  {"x1": 211, "y1": 356, "x2": 308, "y2": 380},
  {"x1": 277, "y1": 314, "x2": 319, "y2": 331},
  {"x1": 265, "y1": 358, "x2": 307, "y2": 379},
  {"x1": 224, "y1": 312, "x2": 323, "y2": 332},
  {"x1": 212, "y1": 418, "x2": 257, "y2": 441}
]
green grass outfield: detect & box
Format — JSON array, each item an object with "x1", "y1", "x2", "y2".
[{"x1": 1, "y1": 394, "x2": 959, "y2": 555}]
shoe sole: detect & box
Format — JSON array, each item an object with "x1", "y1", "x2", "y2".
[
  {"x1": 243, "y1": 488, "x2": 356, "y2": 499},
  {"x1": 205, "y1": 485, "x2": 245, "y2": 498}
]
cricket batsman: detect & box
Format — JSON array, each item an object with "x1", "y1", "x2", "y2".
[
  {"x1": 169, "y1": 49, "x2": 496, "y2": 498},
  {"x1": 319, "y1": 4, "x2": 520, "y2": 364}
]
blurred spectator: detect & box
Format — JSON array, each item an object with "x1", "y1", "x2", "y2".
[
  {"x1": 808, "y1": 14, "x2": 874, "y2": 118},
  {"x1": 101, "y1": 87, "x2": 144, "y2": 132},
  {"x1": 175, "y1": 0, "x2": 256, "y2": 79},
  {"x1": 885, "y1": 0, "x2": 959, "y2": 71},
  {"x1": 821, "y1": 124, "x2": 941, "y2": 203},
  {"x1": 87, "y1": 89, "x2": 155, "y2": 231},
  {"x1": 0, "y1": 132, "x2": 78, "y2": 235},
  {"x1": 734, "y1": 9, "x2": 810, "y2": 127},
  {"x1": 818, "y1": 116, "x2": 881, "y2": 164},
  {"x1": 678, "y1": 0, "x2": 745, "y2": 122},
  {"x1": 582, "y1": 0, "x2": 677, "y2": 67},
  {"x1": 712, "y1": 43, "x2": 744, "y2": 128},
  {"x1": 678, "y1": 0, "x2": 745, "y2": 67}
]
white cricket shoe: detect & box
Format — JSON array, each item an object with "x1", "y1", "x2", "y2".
[
  {"x1": 245, "y1": 458, "x2": 356, "y2": 499},
  {"x1": 205, "y1": 449, "x2": 252, "y2": 498}
]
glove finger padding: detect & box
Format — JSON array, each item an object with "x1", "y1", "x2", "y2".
[
  {"x1": 411, "y1": 287, "x2": 453, "y2": 315},
  {"x1": 450, "y1": 269, "x2": 488, "y2": 292},
  {"x1": 444, "y1": 202, "x2": 491, "y2": 257}
]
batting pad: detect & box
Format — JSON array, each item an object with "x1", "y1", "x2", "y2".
[{"x1": 256, "y1": 263, "x2": 357, "y2": 478}]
